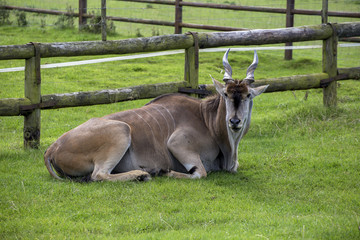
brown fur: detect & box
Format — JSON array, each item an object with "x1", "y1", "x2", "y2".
[
  {"x1": 226, "y1": 80, "x2": 249, "y2": 95},
  {"x1": 202, "y1": 94, "x2": 221, "y2": 113}
]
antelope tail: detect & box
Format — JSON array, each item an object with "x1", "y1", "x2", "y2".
[{"x1": 44, "y1": 157, "x2": 64, "y2": 180}]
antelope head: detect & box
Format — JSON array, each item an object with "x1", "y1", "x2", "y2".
[{"x1": 211, "y1": 49, "x2": 269, "y2": 133}]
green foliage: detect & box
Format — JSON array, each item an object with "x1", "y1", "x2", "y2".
[
  {"x1": 0, "y1": 1, "x2": 11, "y2": 26},
  {"x1": 224, "y1": 1, "x2": 236, "y2": 5},
  {"x1": 136, "y1": 28, "x2": 144, "y2": 37},
  {"x1": 54, "y1": 5, "x2": 74, "y2": 29},
  {"x1": 152, "y1": 27, "x2": 160, "y2": 36},
  {"x1": 40, "y1": 17, "x2": 46, "y2": 29},
  {"x1": 350, "y1": 0, "x2": 360, "y2": 5},
  {"x1": 80, "y1": 11, "x2": 116, "y2": 36},
  {"x1": 15, "y1": 11, "x2": 27, "y2": 26}
]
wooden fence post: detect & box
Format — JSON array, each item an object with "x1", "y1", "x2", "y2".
[
  {"x1": 184, "y1": 33, "x2": 199, "y2": 96},
  {"x1": 322, "y1": 0, "x2": 328, "y2": 24},
  {"x1": 24, "y1": 44, "x2": 41, "y2": 148},
  {"x1": 175, "y1": 0, "x2": 183, "y2": 34},
  {"x1": 101, "y1": 0, "x2": 107, "y2": 41},
  {"x1": 322, "y1": 0, "x2": 337, "y2": 107},
  {"x1": 79, "y1": 0, "x2": 87, "y2": 30},
  {"x1": 285, "y1": 0, "x2": 295, "y2": 60}
]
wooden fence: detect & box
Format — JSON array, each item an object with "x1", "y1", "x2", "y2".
[
  {"x1": 2, "y1": 0, "x2": 360, "y2": 59},
  {"x1": 3, "y1": 0, "x2": 360, "y2": 32},
  {"x1": 0, "y1": 22, "x2": 360, "y2": 148}
]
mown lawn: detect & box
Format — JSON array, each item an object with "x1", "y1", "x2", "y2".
[
  {"x1": 1, "y1": 82, "x2": 359, "y2": 239},
  {"x1": 1, "y1": 2, "x2": 360, "y2": 239}
]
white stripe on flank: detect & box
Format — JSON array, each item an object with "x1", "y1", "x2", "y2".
[
  {"x1": 130, "y1": 109, "x2": 155, "y2": 140},
  {"x1": 151, "y1": 104, "x2": 176, "y2": 131},
  {"x1": 142, "y1": 107, "x2": 162, "y2": 133},
  {"x1": 151, "y1": 105, "x2": 171, "y2": 138}
]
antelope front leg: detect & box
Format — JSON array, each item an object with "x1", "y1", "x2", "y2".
[
  {"x1": 92, "y1": 170, "x2": 151, "y2": 182},
  {"x1": 167, "y1": 130, "x2": 207, "y2": 179},
  {"x1": 164, "y1": 167, "x2": 206, "y2": 179}
]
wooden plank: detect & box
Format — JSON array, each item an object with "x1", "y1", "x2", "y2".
[
  {"x1": 1, "y1": 82, "x2": 187, "y2": 115},
  {"x1": 2, "y1": 5, "x2": 79, "y2": 16},
  {"x1": 5, "y1": 2, "x2": 360, "y2": 18},
  {"x1": 340, "y1": 37, "x2": 360, "y2": 42},
  {"x1": 3, "y1": 69, "x2": 359, "y2": 117},
  {"x1": 0, "y1": 74, "x2": 327, "y2": 116},
  {"x1": 79, "y1": 0, "x2": 87, "y2": 29},
  {"x1": 201, "y1": 73, "x2": 330, "y2": 94},
  {"x1": 108, "y1": 16, "x2": 175, "y2": 26},
  {"x1": 0, "y1": 98, "x2": 31, "y2": 116},
  {"x1": 174, "y1": 0, "x2": 182, "y2": 34},
  {"x1": 322, "y1": 0, "x2": 328, "y2": 24},
  {"x1": 334, "y1": 23, "x2": 360, "y2": 38},
  {"x1": 197, "y1": 24, "x2": 333, "y2": 48},
  {"x1": 114, "y1": 0, "x2": 360, "y2": 17},
  {"x1": 285, "y1": 0, "x2": 295, "y2": 60},
  {"x1": 24, "y1": 56, "x2": 41, "y2": 149},
  {"x1": 338, "y1": 67, "x2": 360, "y2": 79},
  {"x1": 40, "y1": 81, "x2": 189, "y2": 110},
  {"x1": 0, "y1": 43, "x2": 35, "y2": 59},
  {"x1": 293, "y1": 8, "x2": 360, "y2": 18},
  {"x1": 101, "y1": 0, "x2": 107, "y2": 41},
  {"x1": 179, "y1": 22, "x2": 247, "y2": 31},
  {"x1": 115, "y1": 0, "x2": 286, "y2": 13},
  {"x1": 184, "y1": 47, "x2": 198, "y2": 97},
  {"x1": 115, "y1": 0, "x2": 175, "y2": 6},
  {"x1": 253, "y1": 73, "x2": 331, "y2": 92},
  {"x1": 0, "y1": 34, "x2": 193, "y2": 59},
  {"x1": 184, "y1": 32, "x2": 199, "y2": 97},
  {"x1": 322, "y1": 23, "x2": 338, "y2": 107},
  {"x1": 1, "y1": 22, "x2": 360, "y2": 60}
]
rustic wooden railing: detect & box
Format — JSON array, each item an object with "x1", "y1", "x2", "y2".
[
  {"x1": 2, "y1": 0, "x2": 360, "y2": 60},
  {"x1": 0, "y1": 22, "x2": 359, "y2": 148}
]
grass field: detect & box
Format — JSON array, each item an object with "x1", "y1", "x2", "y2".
[
  {"x1": 2, "y1": 0, "x2": 360, "y2": 36},
  {"x1": 1, "y1": 1, "x2": 360, "y2": 239}
]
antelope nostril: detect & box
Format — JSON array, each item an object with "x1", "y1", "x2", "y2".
[{"x1": 230, "y1": 118, "x2": 241, "y2": 126}]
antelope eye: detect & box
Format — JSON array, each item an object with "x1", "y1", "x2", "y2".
[
  {"x1": 247, "y1": 93, "x2": 251, "y2": 98},
  {"x1": 224, "y1": 93, "x2": 228, "y2": 98}
]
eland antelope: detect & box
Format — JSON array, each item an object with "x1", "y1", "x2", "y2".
[{"x1": 44, "y1": 49, "x2": 268, "y2": 182}]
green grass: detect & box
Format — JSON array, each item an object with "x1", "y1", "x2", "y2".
[
  {"x1": 1, "y1": 1, "x2": 360, "y2": 239},
  {"x1": 2, "y1": 0, "x2": 360, "y2": 36},
  {"x1": 1, "y1": 85, "x2": 360, "y2": 239}
]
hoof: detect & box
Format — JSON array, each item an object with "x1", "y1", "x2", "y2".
[{"x1": 136, "y1": 173, "x2": 151, "y2": 182}]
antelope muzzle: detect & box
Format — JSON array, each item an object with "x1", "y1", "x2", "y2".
[{"x1": 229, "y1": 117, "x2": 243, "y2": 132}]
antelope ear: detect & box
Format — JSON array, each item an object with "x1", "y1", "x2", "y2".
[
  {"x1": 249, "y1": 85, "x2": 269, "y2": 98},
  {"x1": 210, "y1": 75, "x2": 225, "y2": 97}
]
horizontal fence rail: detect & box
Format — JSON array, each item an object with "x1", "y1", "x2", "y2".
[
  {"x1": 3, "y1": 2, "x2": 360, "y2": 20},
  {"x1": 1, "y1": 22, "x2": 360, "y2": 60},
  {"x1": 117, "y1": 0, "x2": 360, "y2": 18},
  {"x1": 2, "y1": 82, "x2": 189, "y2": 116},
  {"x1": 0, "y1": 22, "x2": 359, "y2": 148},
  {"x1": 2, "y1": 0, "x2": 359, "y2": 59},
  {"x1": 2, "y1": 1, "x2": 360, "y2": 32}
]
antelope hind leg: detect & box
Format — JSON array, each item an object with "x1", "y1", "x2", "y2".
[
  {"x1": 90, "y1": 121, "x2": 151, "y2": 182},
  {"x1": 47, "y1": 118, "x2": 151, "y2": 182}
]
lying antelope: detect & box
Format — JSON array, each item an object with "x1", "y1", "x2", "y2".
[{"x1": 44, "y1": 49, "x2": 268, "y2": 182}]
